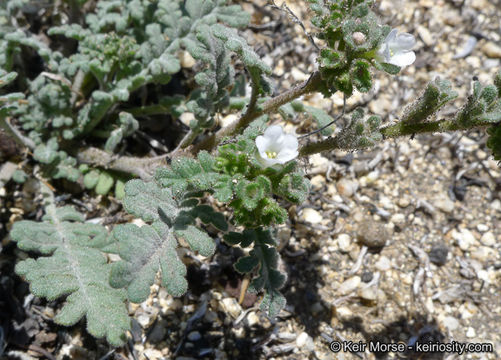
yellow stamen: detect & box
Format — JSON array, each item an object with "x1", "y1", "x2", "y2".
[{"x1": 265, "y1": 151, "x2": 278, "y2": 159}]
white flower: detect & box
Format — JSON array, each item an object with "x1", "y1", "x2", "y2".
[
  {"x1": 377, "y1": 28, "x2": 416, "y2": 67},
  {"x1": 255, "y1": 125, "x2": 298, "y2": 167}
]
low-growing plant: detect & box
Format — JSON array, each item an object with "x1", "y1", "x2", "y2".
[{"x1": 1, "y1": 0, "x2": 500, "y2": 347}]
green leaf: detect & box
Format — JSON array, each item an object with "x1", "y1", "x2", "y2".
[
  {"x1": 11, "y1": 206, "x2": 129, "y2": 346},
  {"x1": 123, "y1": 179, "x2": 180, "y2": 223},
  {"x1": 235, "y1": 228, "x2": 287, "y2": 317},
  {"x1": 259, "y1": 289, "x2": 286, "y2": 318},
  {"x1": 402, "y1": 77, "x2": 458, "y2": 124},
  {"x1": 304, "y1": 105, "x2": 336, "y2": 136},
  {"x1": 95, "y1": 171, "x2": 114, "y2": 195},
  {"x1": 191, "y1": 205, "x2": 228, "y2": 231},
  {"x1": 174, "y1": 224, "x2": 216, "y2": 257},
  {"x1": 83, "y1": 170, "x2": 100, "y2": 189},
  {"x1": 379, "y1": 62, "x2": 401, "y2": 75},
  {"x1": 110, "y1": 222, "x2": 188, "y2": 302},
  {"x1": 155, "y1": 155, "x2": 220, "y2": 194},
  {"x1": 351, "y1": 60, "x2": 372, "y2": 93},
  {"x1": 234, "y1": 255, "x2": 259, "y2": 273},
  {"x1": 486, "y1": 123, "x2": 501, "y2": 161},
  {"x1": 223, "y1": 231, "x2": 246, "y2": 245}
]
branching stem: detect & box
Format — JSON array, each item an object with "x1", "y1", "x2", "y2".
[
  {"x1": 188, "y1": 71, "x2": 323, "y2": 155},
  {"x1": 299, "y1": 117, "x2": 494, "y2": 157}
]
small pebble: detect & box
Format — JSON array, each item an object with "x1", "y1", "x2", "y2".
[
  {"x1": 433, "y1": 196, "x2": 455, "y2": 214},
  {"x1": 481, "y1": 42, "x2": 501, "y2": 58},
  {"x1": 336, "y1": 178, "x2": 358, "y2": 197},
  {"x1": 480, "y1": 232, "x2": 495, "y2": 246},
  {"x1": 375, "y1": 256, "x2": 391, "y2": 271},
  {"x1": 397, "y1": 197, "x2": 410, "y2": 208},
  {"x1": 220, "y1": 298, "x2": 241, "y2": 318},
  {"x1": 337, "y1": 233, "x2": 351, "y2": 252},
  {"x1": 300, "y1": 208, "x2": 323, "y2": 224},
  {"x1": 442, "y1": 316, "x2": 459, "y2": 331},
  {"x1": 246, "y1": 311, "x2": 259, "y2": 327},
  {"x1": 310, "y1": 175, "x2": 325, "y2": 190},
  {"x1": 476, "y1": 224, "x2": 489, "y2": 232},
  {"x1": 390, "y1": 213, "x2": 406, "y2": 226},
  {"x1": 417, "y1": 25, "x2": 433, "y2": 46},
  {"x1": 296, "y1": 332, "x2": 309, "y2": 347},
  {"x1": 359, "y1": 285, "x2": 377, "y2": 301},
  {"x1": 187, "y1": 331, "x2": 202, "y2": 342},
  {"x1": 335, "y1": 306, "x2": 352, "y2": 319},
  {"x1": 452, "y1": 228, "x2": 477, "y2": 251},
  {"x1": 148, "y1": 321, "x2": 167, "y2": 343},
  {"x1": 356, "y1": 219, "x2": 389, "y2": 248},
  {"x1": 428, "y1": 244, "x2": 449, "y2": 266},
  {"x1": 471, "y1": 246, "x2": 495, "y2": 262},
  {"x1": 179, "y1": 50, "x2": 196, "y2": 68},
  {"x1": 309, "y1": 154, "x2": 330, "y2": 174},
  {"x1": 338, "y1": 276, "x2": 361, "y2": 295},
  {"x1": 466, "y1": 327, "x2": 476, "y2": 338},
  {"x1": 361, "y1": 271, "x2": 373, "y2": 283}
]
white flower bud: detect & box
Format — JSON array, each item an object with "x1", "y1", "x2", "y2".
[{"x1": 353, "y1": 32, "x2": 366, "y2": 45}]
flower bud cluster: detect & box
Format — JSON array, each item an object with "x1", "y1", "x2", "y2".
[{"x1": 309, "y1": 0, "x2": 416, "y2": 96}]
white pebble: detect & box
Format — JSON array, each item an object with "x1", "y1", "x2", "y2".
[
  {"x1": 338, "y1": 276, "x2": 361, "y2": 295},
  {"x1": 452, "y1": 228, "x2": 477, "y2": 251},
  {"x1": 442, "y1": 316, "x2": 459, "y2": 331},
  {"x1": 336, "y1": 178, "x2": 358, "y2": 197},
  {"x1": 337, "y1": 233, "x2": 351, "y2": 253},
  {"x1": 375, "y1": 256, "x2": 391, "y2": 271},
  {"x1": 433, "y1": 196, "x2": 455, "y2": 214},
  {"x1": 476, "y1": 224, "x2": 489, "y2": 232},
  {"x1": 390, "y1": 213, "x2": 406, "y2": 226},
  {"x1": 296, "y1": 332, "x2": 309, "y2": 347},
  {"x1": 480, "y1": 232, "x2": 495, "y2": 246},
  {"x1": 300, "y1": 208, "x2": 323, "y2": 224}
]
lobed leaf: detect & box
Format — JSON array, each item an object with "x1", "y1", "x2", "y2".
[{"x1": 11, "y1": 206, "x2": 130, "y2": 346}]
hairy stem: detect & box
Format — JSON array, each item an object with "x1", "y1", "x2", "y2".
[
  {"x1": 173, "y1": 128, "x2": 200, "y2": 153},
  {"x1": 299, "y1": 118, "x2": 494, "y2": 157},
  {"x1": 0, "y1": 117, "x2": 35, "y2": 149},
  {"x1": 188, "y1": 71, "x2": 323, "y2": 154},
  {"x1": 76, "y1": 147, "x2": 168, "y2": 180}
]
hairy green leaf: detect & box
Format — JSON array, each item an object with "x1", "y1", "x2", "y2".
[{"x1": 11, "y1": 206, "x2": 130, "y2": 346}]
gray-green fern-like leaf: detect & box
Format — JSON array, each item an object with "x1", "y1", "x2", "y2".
[
  {"x1": 11, "y1": 205, "x2": 130, "y2": 347},
  {"x1": 232, "y1": 228, "x2": 287, "y2": 317},
  {"x1": 114, "y1": 175, "x2": 225, "y2": 303},
  {"x1": 110, "y1": 221, "x2": 188, "y2": 302}
]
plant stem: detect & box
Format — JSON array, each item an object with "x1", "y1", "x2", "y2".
[
  {"x1": 76, "y1": 147, "x2": 168, "y2": 180},
  {"x1": 299, "y1": 117, "x2": 494, "y2": 157},
  {"x1": 0, "y1": 117, "x2": 35, "y2": 149},
  {"x1": 127, "y1": 104, "x2": 169, "y2": 117},
  {"x1": 188, "y1": 71, "x2": 323, "y2": 154},
  {"x1": 173, "y1": 128, "x2": 200, "y2": 153}
]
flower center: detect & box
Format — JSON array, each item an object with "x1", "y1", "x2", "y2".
[
  {"x1": 265, "y1": 150, "x2": 278, "y2": 159},
  {"x1": 389, "y1": 49, "x2": 394, "y2": 57}
]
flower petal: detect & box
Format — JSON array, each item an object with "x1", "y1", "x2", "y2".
[
  {"x1": 389, "y1": 51, "x2": 415, "y2": 67},
  {"x1": 264, "y1": 125, "x2": 284, "y2": 140},
  {"x1": 282, "y1": 134, "x2": 299, "y2": 151},
  {"x1": 391, "y1": 33, "x2": 416, "y2": 51},
  {"x1": 276, "y1": 149, "x2": 298, "y2": 163},
  {"x1": 255, "y1": 135, "x2": 270, "y2": 153},
  {"x1": 385, "y1": 28, "x2": 397, "y2": 43}
]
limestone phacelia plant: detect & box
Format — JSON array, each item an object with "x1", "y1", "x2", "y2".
[{"x1": 2, "y1": 0, "x2": 500, "y2": 347}]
